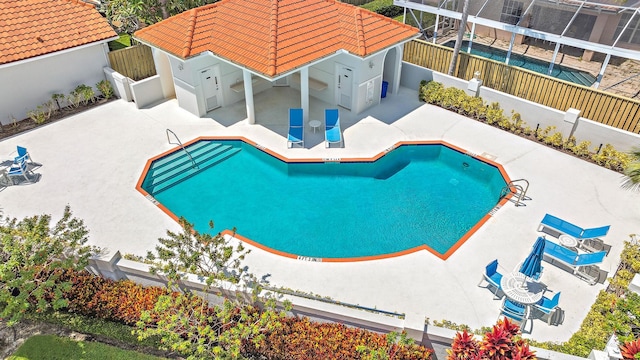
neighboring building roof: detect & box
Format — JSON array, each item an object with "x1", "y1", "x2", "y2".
[
  {"x1": 0, "y1": 0, "x2": 117, "y2": 65},
  {"x1": 134, "y1": 0, "x2": 420, "y2": 77}
]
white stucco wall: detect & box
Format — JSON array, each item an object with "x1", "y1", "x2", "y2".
[
  {"x1": 169, "y1": 54, "x2": 275, "y2": 116},
  {"x1": 164, "y1": 47, "x2": 407, "y2": 118},
  {"x1": 0, "y1": 43, "x2": 110, "y2": 125}
]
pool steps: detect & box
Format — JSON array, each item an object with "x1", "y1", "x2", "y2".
[{"x1": 145, "y1": 141, "x2": 241, "y2": 194}]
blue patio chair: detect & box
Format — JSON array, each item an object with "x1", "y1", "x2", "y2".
[
  {"x1": 14, "y1": 146, "x2": 33, "y2": 164},
  {"x1": 500, "y1": 298, "x2": 529, "y2": 331},
  {"x1": 287, "y1": 108, "x2": 304, "y2": 148},
  {"x1": 542, "y1": 238, "x2": 606, "y2": 285},
  {"x1": 478, "y1": 259, "x2": 504, "y2": 299},
  {"x1": 533, "y1": 291, "x2": 561, "y2": 325},
  {"x1": 7, "y1": 156, "x2": 34, "y2": 184},
  {"x1": 324, "y1": 109, "x2": 342, "y2": 148},
  {"x1": 538, "y1": 214, "x2": 610, "y2": 240}
]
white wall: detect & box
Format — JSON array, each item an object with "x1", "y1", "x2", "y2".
[
  {"x1": 153, "y1": 50, "x2": 176, "y2": 99},
  {"x1": 400, "y1": 62, "x2": 640, "y2": 152},
  {"x1": 130, "y1": 75, "x2": 164, "y2": 109},
  {"x1": 168, "y1": 53, "x2": 280, "y2": 117},
  {"x1": 0, "y1": 43, "x2": 110, "y2": 125}
]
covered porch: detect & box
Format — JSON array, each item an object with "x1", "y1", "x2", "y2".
[{"x1": 202, "y1": 85, "x2": 423, "y2": 150}]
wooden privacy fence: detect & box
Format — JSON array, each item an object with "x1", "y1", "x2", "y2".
[
  {"x1": 108, "y1": 45, "x2": 156, "y2": 81},
  {"x1": 403, "y1": 39, "x2": 640, "y2": 134}
]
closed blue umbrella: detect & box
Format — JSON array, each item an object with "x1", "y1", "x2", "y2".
[{"x1": 519, "y1": 237, "x2": 545, "y2": 280}]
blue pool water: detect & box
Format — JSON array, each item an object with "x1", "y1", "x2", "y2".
[
  {"x1": 443, "y1": 40, "x2": 596, "y2": 86},
  {"x1": 143, "y1": 141, "x2": 507, "y2": 259}
]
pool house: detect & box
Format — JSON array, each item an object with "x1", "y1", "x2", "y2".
[{"x1": 134, "y1": 0, "x2": 420, "y2": 124}]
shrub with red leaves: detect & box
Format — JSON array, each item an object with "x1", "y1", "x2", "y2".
[
  {"x1": 621, "y1": 338, "x2": 640, "y2": 359},
  {"x1": 447, "y1": 319, "x2": 536, "y2": 360},
  {"x1": 244, "y1": 316, "x2": 432, "y2": 359}
]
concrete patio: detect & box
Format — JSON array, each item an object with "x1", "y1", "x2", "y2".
[{"x1": 1, "y1": 86, "x2": 639, "y2": 344}]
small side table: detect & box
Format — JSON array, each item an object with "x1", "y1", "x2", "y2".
[
  {"x1": 559, "y1": 234, "x2": 578, "y2": 249},
  {"x1": 309, "y1": 120, "x2": 321, "y2": 133}
]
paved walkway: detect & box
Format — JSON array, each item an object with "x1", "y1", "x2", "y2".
[{"x1": 1, "y1": 88, "x2": 638, "y2": 343}]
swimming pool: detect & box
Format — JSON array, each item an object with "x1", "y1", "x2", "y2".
[
  {"x1": 443, "y1": 40, "x2": 596, "y2": 86},
  {"x1": 139, "y1": 139, "x2": 509, "y2": 260}
]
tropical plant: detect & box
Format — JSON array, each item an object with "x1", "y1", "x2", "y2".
[
  {"x1": 101, "y1": 0, "x2": 218, "y2": 34},
  {"x1": 67, "y1": 89, "x2": 83, "y2": 108},
  {"x1": 357, "y1": 331, "x2": 430, "y2": 360},
  {"x1": 446, "y1": 319, "x2": 535, "y2": 360},
  {"x1": 447, "y1": 329, "x2": 480, "y2": 359},
  {"x1": 76, "y1": 84, "x2": 96, "y2": 105},
  {"x1": 621, "y1": 338, "x2": 640, "y2": 359},
  {"x1": 0, "y1": 207, "x2": 98, "y2": 327},
  {"x1": 26, "y1": 101, "x2": 54, "y2": 125},
  {"x1": 592, "y1": 144, "x2": 631, "y2": 171},
  {"x1": 622, "y1": 147, "x2": 640, "y2": 191},
  {"x1": 51, "y1": 93, "x2": 66, "y2": 111},
  {"x1": 96, "y1": 80, "x2": 115, "y2": 100},
  {"x1": 135, "y1": 217, "x2": 289, "y2": 359}
]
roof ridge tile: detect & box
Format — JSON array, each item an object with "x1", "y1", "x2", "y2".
[
  {"x1": 354, "y1": 9, "x2": 366, "y2": 56},
  {"x1": 268, "y1": 0, "x2": 278, "y2": 76},
  {"x1": 184, "y1": 8, "x2": 198, "y2": 58}
]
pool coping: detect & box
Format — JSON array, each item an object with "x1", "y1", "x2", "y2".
[{"x1": 136, "y1": 136, "x2": 513, "y2": 262}]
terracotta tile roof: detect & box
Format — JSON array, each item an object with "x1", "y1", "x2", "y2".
[
  {"x1": 0, "y1": 0, "x2": 117, "y2": 65},
  {"x1": 135, "y1": 0, "x2": 419, "y2": 77}
]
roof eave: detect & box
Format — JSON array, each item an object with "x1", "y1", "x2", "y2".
[{"x1": 0, "y1": 35, "x2": 119, "y2": 68}]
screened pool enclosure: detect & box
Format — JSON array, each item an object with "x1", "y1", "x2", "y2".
[{"x1": 395, "y1": 0, "x2": 640, "y2": 88}]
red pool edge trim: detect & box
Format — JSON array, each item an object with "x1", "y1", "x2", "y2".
[{"x1": 135, "y1": 137, "x2": 513, "y2": 262}]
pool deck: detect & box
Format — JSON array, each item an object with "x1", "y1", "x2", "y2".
[{"x1": 1, "y1": 86, "x2": 639, "y2": 344}]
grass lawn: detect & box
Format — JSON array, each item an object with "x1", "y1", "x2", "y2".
[
  {"x1": 8, "y1": 335, "x2": 167, "y2": 360},
  {"x1": 108, "y1": 34, "x2": 132, "y2": 51}
]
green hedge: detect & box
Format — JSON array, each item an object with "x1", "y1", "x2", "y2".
[{"x1": 419, "y1": 80, "x2": 632, "y2": 172}]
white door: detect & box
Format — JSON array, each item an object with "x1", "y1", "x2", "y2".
[
  {"x1": 337, "y1": 66, "x2": 353, "y2": 110},
  {"x1": 200, "y1": 66, "x2": 221, "y2": 112}
]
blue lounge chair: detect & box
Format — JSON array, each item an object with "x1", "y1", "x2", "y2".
[
  {"x1": 533, "y1": 291, "x2": 561, "y2": 325},
  {"x1": 14, "y1": 146, "x2": 33, "y2": 164},
  {"x1": 478, "y1": 259, "x2": 503, "y2": 299},
  {"x1": 7, "y1": 156, "x2": 34, "y2": 184},
  {"x1": 542, "y1": 238, "x2": 606, "y2": 285},
  {"x1": 538, "y1": 214, "x2": 610, "y2": 240},
  {"x1": 324, "y1": 109, "x2": 342, "y2": 148},
  {"x1": 287, "y1": 108, "x2": 304, "y2": 148},
  {"x1": 500, "y1": 298, "x2": 529, "y2": 331}
]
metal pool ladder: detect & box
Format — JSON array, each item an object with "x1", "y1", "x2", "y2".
[
  {"x1": 500, "y1": 179, "x2": 530, "y2": 207},
  {"x1": 166, "y1": 129, "x2": 198, "y2": 169}
]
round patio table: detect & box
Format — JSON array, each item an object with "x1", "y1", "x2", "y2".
[
  {"x1": 559, "y1": 234, "x2": 578, "y2": 249},
  {"x1": 500, "y1": 272, "x2": 545, "y2": 304},
  {"x1": 309, "y1": 120, "x2": 321, "y2": 133}
]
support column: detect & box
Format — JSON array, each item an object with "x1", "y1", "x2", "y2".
[
  {"x1": 593, "y1": 53, "x2": 611, "y2": 89},
  {"x1": 433, "y1": 14, "x2": 440, "y2": 44},
  {"x1": 300, "y1": 67, "x2": 310, "y2": 122},
  {"x1": 548, "y1": 42, "x2": 561, "y2": 75},
  {"x1": 505, "y1": 31, "x2": 516, "y2": 65},
  {"x1": 467, "y1": 21, "x2": 476, "y2": 53},
  {"x1": 392, "y1": 45, "x2": 403, "y2": 95},
  {"x1": 243, "y1": 69, "x2": 255, "y2": 124}
]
